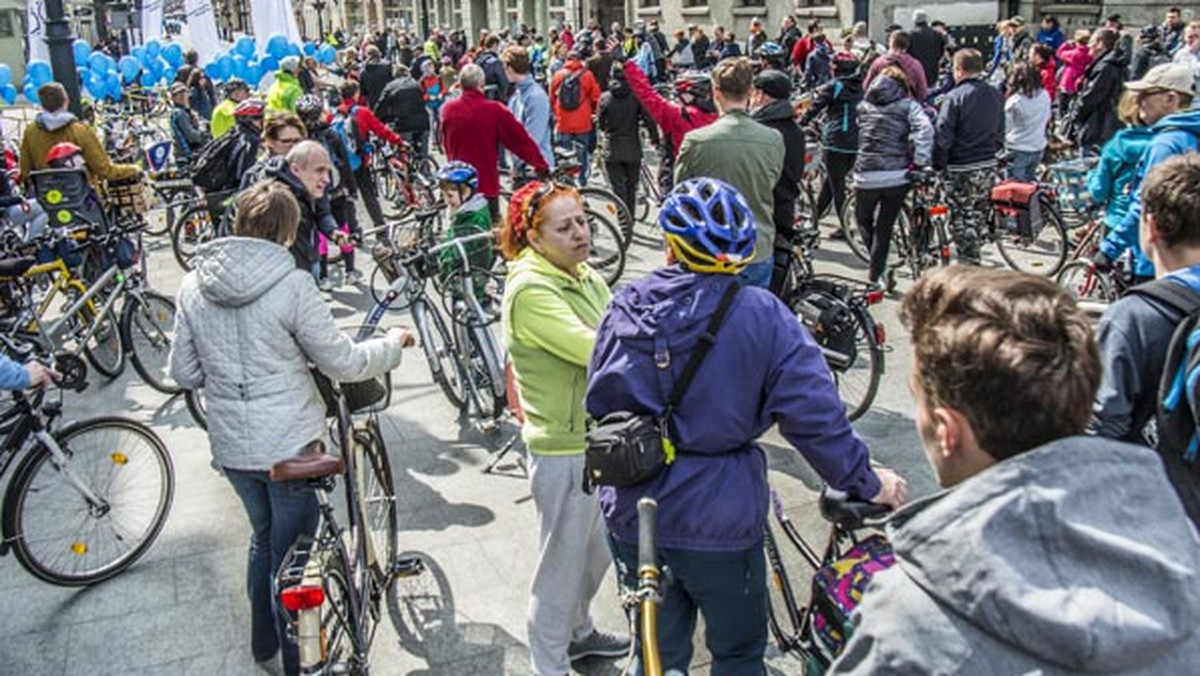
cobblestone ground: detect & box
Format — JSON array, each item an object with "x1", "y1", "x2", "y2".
[{"x1": 0, "y1": 186, "x2": 939, "y2": 675}]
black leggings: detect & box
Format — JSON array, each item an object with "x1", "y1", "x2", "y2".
[
  {"x1": 817, "y1": 151, "x2": 856, "y2": 223},
  {"x1": 855, "y1": 184, "x2": 910, "y2": 282},
  {"x1": 605, "y1": 159, "x2": 639, "y2": 218},
  {"x1": 353, "y1": 164, "x2": 386, "y2": 228}
]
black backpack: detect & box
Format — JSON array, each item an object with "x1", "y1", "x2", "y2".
[
  {"x1": 189, "y1": 131, "x2": 241, "y2": 191},
  {"x1": 559, "y1": 70, "x2": 585, "y2": 111},
  {"x1": 1126, "y1": 279, "x2": 1200, "y2": 526}
]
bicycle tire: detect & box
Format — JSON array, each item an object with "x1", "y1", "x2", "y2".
[
  {"x1": 3, "y1": 416, "x2": 174, "y2": 586},
  {"x1": 368, "y1": 265, "x2": 413, "y2": 313},
  {"x1": 145, "y1": 185, "x2": 195, "y2": 237},
  {"x1": 314, "y1": 553, "x2": 355, "y2": 671},
  {"x1": 65, "y1": 283, "x2": 126, "y2": 380},
  {"x1": 122, "y1": 291, "x2": 182, "y2": 394},
  {"x1": 587, "y1": 207, "x2": 626, "y2": 287},
  {"x1": 792, "y1": 289, "x2": 883, "y2": 422},
  {"x1": 580, "y1": 187, "x2": 634, "y2": 249},
  {"x1": 354, "y1": 421, "x2": 398, "y2": 584},
  {"x1": 839, "y1": 192, "x2": 870, "y2": 263},
  {"x1": 1057, "y1": 260, "x2": 1118, "y2": 303},
  {"x1": 413, "y1": 301, "x2": 468, "y2": 410},
  {"x1": 635, "y1": 176, "x2": 652, "y2": 224},
  {"x1": 765, "y1": 524, "x2": 805, "y2": 653},
  {"x1": 461, "y1": 324, "x2": 506, "y2": 421},
  {"x1": 994, "y1": 196, "x2": 1068, "y2": 277},
  {"x1": 171, "y1": 202, "x2": 216, "y2": 271},
  {"x1": 185, "y1": 388, "x2": 207, "y2": 429}
]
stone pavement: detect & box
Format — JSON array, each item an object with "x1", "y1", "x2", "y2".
[{"x1": 0, "y1": 210, "x2": 939, "y2": 676}]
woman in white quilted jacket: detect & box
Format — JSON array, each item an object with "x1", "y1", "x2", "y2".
[{"x1": 167, "y1": 181, "x2": 413, "y2": 676}]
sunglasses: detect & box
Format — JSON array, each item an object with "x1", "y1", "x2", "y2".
[{"x1": 524, "y1": 180, "x2": 569, "y2": 226}]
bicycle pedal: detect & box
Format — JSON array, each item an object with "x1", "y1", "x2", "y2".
[{"x1": 392, "y1": 556, "x2": 425, "y2": 579}]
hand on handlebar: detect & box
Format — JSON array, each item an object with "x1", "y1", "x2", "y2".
[
  {"x1": 331, "y1": 230, "x2": 350, "y2": 247},
  {"x1": 869, "y1": 467, "x2": 908, "y2": 509},
  {"x1": 26, "y1": 362, "x2": 61, "y2": 389},
  {"x1": 1091, "y1": 250, "x2": 1113, "y2": 272},
  {"x1": 387, "y1": 327, "x2": 417, "y2": 348}
]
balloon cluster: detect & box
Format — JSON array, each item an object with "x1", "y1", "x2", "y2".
[{"x1": 201, "y1": 34, "x2": 336, "y2": 87}]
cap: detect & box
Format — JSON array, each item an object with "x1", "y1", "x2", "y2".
[
  {"x1": 280, "y1": 55, "x2": 301, "y2": 73},
  {"x1": 753, "y1": 69, "x2": 792, "y2": 100},
  {"x1": 169, "y1": 82, "x2": 188, "y2": 96},
  {"x1": 1011, "y1": 15, "x2": 1027, "y2": 26},
  {"x1": 1126, "y1": 63, "x2": 1196, "y2": 96},
  {"x1": 912, "y1": 9, "x2": 929, "y2": 24}
]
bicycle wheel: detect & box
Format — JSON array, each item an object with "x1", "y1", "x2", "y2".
[
  {"x1": 122, "y1": 291, "x2": 182, "y2": 394},
  {"x1": 185, "y1": 388, "x2": 207, "y2": 429},
  {"x1": 581, "y1": 187, "x2": 634, "y2": 249},
  {"x1": 1057, "y1": 261, "x2": 1118, "y2": 302},
  {"x1": 460, "y1": 324, "x2": 506, "y2": 421},
  {"x1": 994, "y1": 197, "x2": 1068, "y2": 276},
  {"x1": 839, "y1": 192, "x2": 870, "y2": 263},
  {"x1": 312, "y1": 553, "x2": 355, "y2": 671},
  {"x1": 634, "y1": 175, "x2": 652, "y2": 224},
  {"x1": 765, "y1": 525, "x2": 804, "y2": 654},
  {"x1": 171, "y1": 203, "x2": 216, "y2": 271},
  {"x1": 3, "y1": 416, "x2": 174, "y2": 586},
  {"x1": 587, "y1": 207, "x2": 626, "y2": 286},
  {"x1": 353, "y1": 422, "x2": 398, "y2": 582},
  {"x1": 63, "y1": 283, "x2": 126, "y2": 380},
  {"x1": 145, "y1": 186, "x2": 195, "y2": 237},
  {"x1": 413, "y1": 301, "x2": 468, "y2": 409},
  {"x1": 793, "y1": 289, "x2": 883, "y2": 422}
]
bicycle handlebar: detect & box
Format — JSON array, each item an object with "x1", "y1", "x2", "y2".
[{"x1": 637, "y1": 497, "x2": 658, "y2": 574}]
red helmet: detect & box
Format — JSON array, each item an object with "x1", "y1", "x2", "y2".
[
  {"x1": 46, "y1": 142, "x2": 83, "y2": 166},
  {"x1": 234, "y1": 99, "x2": 265, "y2": 118}
]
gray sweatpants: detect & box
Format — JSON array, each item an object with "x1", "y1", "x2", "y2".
[{"x1": 527, "y1": 452, "x2": 611, "y2": 676}]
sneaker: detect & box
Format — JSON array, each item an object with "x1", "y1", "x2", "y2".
[
  {"x1": 345, "y1": 270, "x2": 362, "y2": 285},
  {"x1": 319, "y1": 277, "x2": 335, "y2": 292},
  {"x1": 865, "y1": 280, "x2": 885, "y2": 295},
  {"x1": 567, "y1": 630, "x2": 631, "y2": 661}
]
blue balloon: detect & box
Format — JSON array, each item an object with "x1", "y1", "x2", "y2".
[
  {"x1": 260, "y1": 55, "x2": 279, "y2": 73},
  {"x1": 87, "y1": 51, "x2": 106, "y2": 73},
  {"x1": 0, "y1": 64, "x2": 11, "y2": 89},
  {"x1": 245, "y1": 63, "x2": 264, "y2": 87},
  {"x1": 147, "y1": 58, "x2": 163, "y2": 78},
  {"x1": 286, "y1": 43, "x2": 302, "y2": 58},
  {"x1": 218, "y1": 54, "x2": 235, "y2": 80},
  {"x1": 73, "y1": 40, "x2": 91, "y2": 67},
  {"x1": 145, "y1": 40, "x2": 161, "y2": 60},
  {"x1": 163, "y1": 66, "x2": 177, "y2": 83},
  {"x1": 204, "y1": 61, "x2": 226, "y2": 81},
  {"x1": 317, "y1": 44, "x2": 336, "y2": 65},
  {"x1": 140, "y1": 70, "x2": 157, "y2": 87},
  {"x1": 131, "y1": 46, "x2": 145, "y2": 62},
  {"x1": 1, "y1": 84, "x2": 15, "y2": 105},
  {"x1": 118, "y1": 56, "x2": 139, "y2": 83},
  {"x1": 84, "y1": 72, "x2": 105, "y2": 99},
  {"x1": 231, "y1": 54, "x2": 249, "y2": 79},
  {"x1": 27, "y1": 60, "x2": 52, "y2": 87},
  {"x1": 303, "y1": 42, "x2": 317, "y2": 57},
  {"x1": 23, "y1": 83, "x2": 39, "y2": 105},
  {"x1": 163, "y1": 43, "x2": 184, "y2": 69},
  {"x1": 266, "y1": 33, "x2": 288, "y2": 59},
  {"x1": 236, "y1": 36, "x2": 256, "y2": 59}
]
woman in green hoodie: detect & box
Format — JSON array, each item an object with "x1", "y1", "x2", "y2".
[{"x1": 500, "y1": 180, "x2": 628, "y2": 675}]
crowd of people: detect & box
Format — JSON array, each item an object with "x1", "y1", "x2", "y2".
[{"x1": 4, "y1": 6, "x2": 1200, "y2": 676}]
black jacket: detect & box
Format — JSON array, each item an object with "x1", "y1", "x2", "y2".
[
  {"x1": 170, "y1": 103, "x2": 208, "y2": 163},
  {"x1": 476, "y1": 50, "x2": 511, "y2": 101},
  {"x1": 226, "y1": 126, "x2": 263, "y2": 192},
  {"x1": 909, "y1": 24, "x2": 945, "y2": 88},
  {"x1": 309, "y1": 122, "x2": 356, "y2": 198},
  {"x1": 261, "y1": 156, "x2": 339, "y2": 271},
  {"x1": 779, "y1": 26, "x2": 801, "y2": 59},
  {"x1": 752, "y1": 97, "x2": 805, "y2": 238},
  {"x1": 692, "y1": 34, "x2": 711, "y2": 69},
  {"x1": 375, "y1": 76, "x2": 430, "y2": 133},
  {"x1": 1130, "y1": 44, "x2": 1171, "y2": 82},
  {"x1": 1069, "y1": 48, "x2": 1127, "y2": 149},
  {"x1": 588, "y1": 52, "x2": 615, "y2": 92},
  {"x1": 597, "y1": 78, "x2": 658, "y2": 164},
  {"x1": 800, "y1": 73, "x2": 863, "y2": 154},
  {"x1": 358, "y1": 61, "x2": 393, "y2": 108},
  {"x1": 933, "y1": 77, "x2": 1004, "y2": 169}
]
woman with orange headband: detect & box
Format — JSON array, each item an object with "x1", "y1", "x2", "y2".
[{"x1": 499, "y1": 181, "x2": 628, "y2": 675}]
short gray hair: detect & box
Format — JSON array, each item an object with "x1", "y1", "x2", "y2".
[
  {"x1": 286, "y1": 140, "x2": 330, "y2": 169},
  {"x1": 460, "y1": 63, "x2": 486, "y2": 90}
]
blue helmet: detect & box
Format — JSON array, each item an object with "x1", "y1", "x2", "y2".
[
  {"x1": 756, "y1": 41, "x2": 784, "y2": 57},
  {"x1": 436, "y1": 161, "x2": 479, "y2": 191},
  {"x1": 659, "y1": 178, "x2": 756, "y2": 274}
]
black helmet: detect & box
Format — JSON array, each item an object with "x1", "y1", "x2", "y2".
[{"x1": 296, "y1": 94, "x2": 325, "y2": 125}]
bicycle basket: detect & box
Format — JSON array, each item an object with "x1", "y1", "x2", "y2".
[
  {"x1": 309, "y1": 326, "x2": 393, "y2": 417},
  {"x1": 1046, "y1": 158, "x2": 1097, "y2": 213},
  {"x1": 105, "y1": 176, "x2": 151, "y2": 213},
  {"x1": 808, "y1": 534, "x2": 896, "y2": 667}
]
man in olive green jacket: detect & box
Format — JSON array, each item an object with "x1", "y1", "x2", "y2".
[{"x1": 675, "y1": 57, "x2": 784, "y2": 288}]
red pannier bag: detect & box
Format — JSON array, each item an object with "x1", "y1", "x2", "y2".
[{"x1": 990, "y1": 179, "x2": 1046, "y2": 240}]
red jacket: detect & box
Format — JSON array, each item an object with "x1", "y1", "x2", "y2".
[
  {"x1": 1039, "y1": 57, "x2": 1057, "y2": 101},
  {"x1": 623, "y1": 62, "x2": 717, "y2": 158},
  {"x1": 338, "y1": 97, "x2": 404, "y2": 151},
  {"x1": 791, "y1": 35, "x2": 814, "y2": 68},
  {"x1": 440, "y1": 88, "x2": 549, "y2": 198},
  {"x1": 550, "y1": 60, "x2": 602, "y2": 134}
]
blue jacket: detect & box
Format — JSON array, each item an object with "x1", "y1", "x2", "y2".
[
  {"x1": 1103, "y1": 110, "x2": 1200, "y2": 276},
  {"x1": 585, "y1": 268, "x2": 881, "y2": 551},
  {"x1": 0, "y1": 355, "x2": 29, "y2": 390},
  {"x1": 1091, "y1": 126, "x2": 1154, "y2": 276},
  {"x1": 1037, "y1": 27, "x2": 1066, "y2": 51},
  {"x1": 508, "y1": 76, "x2": 554, "y2": 173}
]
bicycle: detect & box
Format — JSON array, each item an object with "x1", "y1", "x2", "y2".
[
  {"x1": 623, "y1": 497, "x2": 666, "y2": 676},
  {"x1": 764, "y1": 486, "x2": 890, "y2": 672},
  {"x1": 371, "y1": 142, "x2": 439, "y2": 217},
  {"x1": 0, "y1": 341, "x2": 174, "y2": 586},
  {"x1": 777, "y1": 223, "x2": 886, "y2": 421},
  {"x1": 171, "y1": 189, "x2": 235, "y2": 271},
  {"x1": 272, "y1": 376, "x2": 422, "y2": 674}
]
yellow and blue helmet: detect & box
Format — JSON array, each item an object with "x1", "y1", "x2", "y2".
[{"x1": 660, "y1": 177, "x2": 756, "y2": 275}]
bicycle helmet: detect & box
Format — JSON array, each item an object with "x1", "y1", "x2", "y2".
[
  {"x1": 674, "y1": 72, "x2": 711, "y2": 100},
  {"x1": 46, "y1": 142, "x2": 84, "y2": 168},
  {"x1": 436, "y1": 160, "x2": 479, "y2": 191},
  {"x1": 233, "y1": 98, "x2": 265, "y2": 119},
  {"x1": 755, "y1": 41, "x2": 784, "y2": 58},
  {"x1": 659, "y1": 178, "x2": 755, "y2": 275},
  {"x1": 295, "y1": 94, "x2": 326, "y2": 125}
]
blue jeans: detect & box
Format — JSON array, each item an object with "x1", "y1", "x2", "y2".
[
  {"x1": 557, "y1": 132, "x2": 592, "y2": 184},
  {"x1": 610, "y1": 536, "x2": 767, "y2": 675},
  {"x1": 738, "y1": 261, "x2": 772, "y2": 289},
  {"x1": 225, "y1": 468, "x2": 320, "y2": 675},
  {"x1": 1009, "y1": 149, "x2": 1043, "y2": 182}
]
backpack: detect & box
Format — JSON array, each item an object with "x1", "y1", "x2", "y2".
[
  {"x1": 189, "y1": 131, "x2": 242, "y2": 191},
  {"x1": 1126, "y1": 279, "x2": 1200, "y2": 526},
  {"x1": 331, "y1": 105, "x2": 363, "y2": 171},
  {"x1": 558, "y1": 70, "x2": 585, "y2": 111},
  {"x1": 990, "y1": 180, "x2": 1045, "y2": 240}
]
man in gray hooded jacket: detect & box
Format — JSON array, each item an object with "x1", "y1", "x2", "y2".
[{"x1": 832, "y1": 265, "x2": 1200, "y2": 675}]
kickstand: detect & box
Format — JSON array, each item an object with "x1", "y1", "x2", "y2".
[{"x1": 483, "y1": 431, "x2": 527, "y2": 477}]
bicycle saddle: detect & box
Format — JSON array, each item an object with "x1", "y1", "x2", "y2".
[
  {"x1": 0, "y1": 256, "x2": 36, "y2": 278},
  {"x1": 269, "y1": 440, "x2": 344, "y2": 482},
  {"x1": 819, "y1": 486, "x2": 890, "y2": 531}
]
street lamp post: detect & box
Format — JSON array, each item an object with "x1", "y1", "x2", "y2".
[
  {"x1": 313, "y1": 0, "x2": 327, "y2": 41},
  {"x1": 419, "y1": 0, "x2": 430, "y2": 37},
  {"x1": 43, "y1": 0, "x2": 84, "y2": 117}
]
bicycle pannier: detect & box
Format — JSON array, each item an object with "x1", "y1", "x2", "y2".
[
  {"x1": 990, "y1": 180, "x2": 1045, "y2": 240},
  {"x1": 808, "y1": 534, "x2": 896, "y2": 666}
]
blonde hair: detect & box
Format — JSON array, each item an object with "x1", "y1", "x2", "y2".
[{"x1": 234, "y1": 182, "x2": 301, "y2": 244}]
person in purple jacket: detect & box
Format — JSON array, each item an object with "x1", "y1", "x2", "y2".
[{"x1": 585, "y1": 177, "x2": 908, "y2": 675}]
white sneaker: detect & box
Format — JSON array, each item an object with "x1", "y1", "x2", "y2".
[
  {"x1": 318, "y1": 277, "x2": 334, "y2": 292},
  {"x1": 345, "y1": 270, "x2": 362, "y2": 285}
]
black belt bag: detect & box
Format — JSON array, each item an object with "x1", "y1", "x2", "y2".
[{"x1": 583, "y1": 282, "x2": 741, "y2": 493}]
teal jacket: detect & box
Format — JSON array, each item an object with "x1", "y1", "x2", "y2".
[{"x1": 1089, "y1": 126, "x2": 1153, "y2": 276}]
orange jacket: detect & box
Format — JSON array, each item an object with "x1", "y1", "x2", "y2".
[{"x1": 550, "y1": 60, "x2": 601, "y2": 134}]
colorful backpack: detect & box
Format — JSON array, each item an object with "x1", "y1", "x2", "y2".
[{"x1": 808, "y1": 534, "x2": 896, "y2": 668}]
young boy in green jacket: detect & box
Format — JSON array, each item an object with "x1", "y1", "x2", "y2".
[{"x1": 437, "y1": 161, "x2": 495, "y2": 303}]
